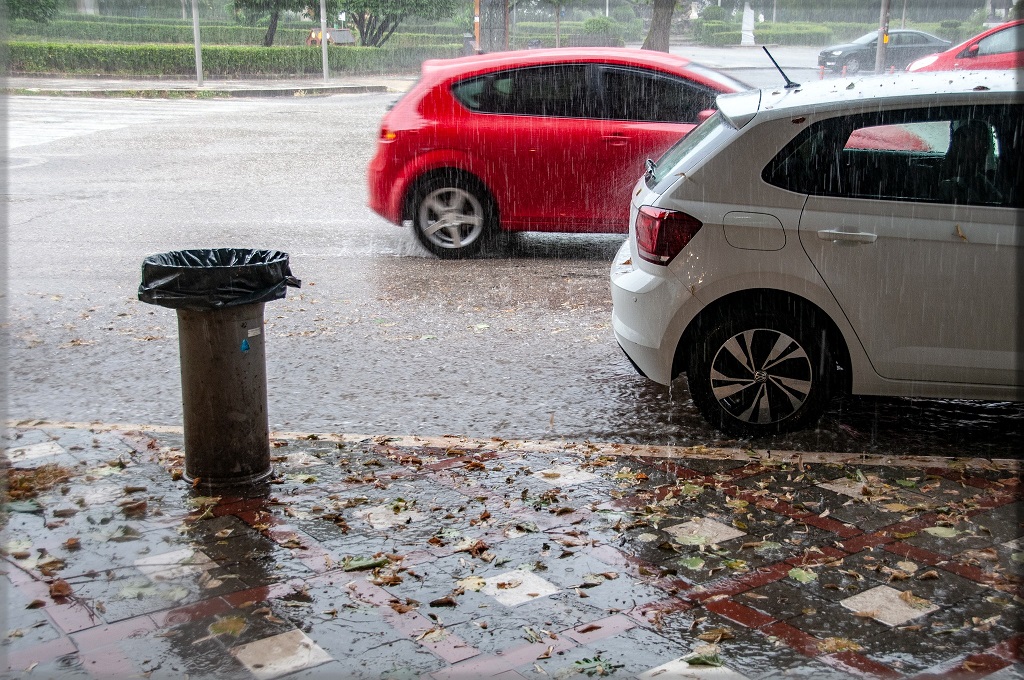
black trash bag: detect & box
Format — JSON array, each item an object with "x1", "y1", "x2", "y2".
[{"x1": 138, "y1": 248, "x2": 301, "y2": 311}]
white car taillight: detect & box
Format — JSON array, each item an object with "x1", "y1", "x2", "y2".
[{"x1": 636, "y1": 206, "x2": 703, "y2": 265}]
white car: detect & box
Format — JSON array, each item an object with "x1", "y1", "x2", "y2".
[{"x1": 610, "y1": 70, "x2": 1022, "y2": 436}]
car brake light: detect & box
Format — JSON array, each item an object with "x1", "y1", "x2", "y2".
[
  {"x1": 635, "y1": 206, "x2": 702, "y2": 265},
  {"x1": 380, "y1": 128, "x2": 397, "y2": 142}
]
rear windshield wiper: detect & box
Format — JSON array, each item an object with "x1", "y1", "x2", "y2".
[{"x1": 644, "y1": 158, "x2": 657, "y2": 180}]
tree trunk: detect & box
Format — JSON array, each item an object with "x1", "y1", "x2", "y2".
[
  {"x1": 264, "y1": 9, "x2": 280, "y2": 47},
  {"x1": 641, "y1": 0, "x2": 676, "y2": 52}
]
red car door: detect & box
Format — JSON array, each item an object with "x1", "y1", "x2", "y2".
[{"x1": 954, "y1": 23, "x2": 1024, "y2": 69}]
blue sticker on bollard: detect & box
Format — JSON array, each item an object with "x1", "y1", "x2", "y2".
[{"x1": 241, "y1": 339, "x2": 250, "y2": 352}]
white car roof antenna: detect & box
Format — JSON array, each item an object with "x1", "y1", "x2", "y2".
[{"x1": 762, "y1": 47, "x2": 801, "y2": 89}]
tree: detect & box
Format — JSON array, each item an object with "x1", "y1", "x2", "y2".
[
  {"x1": 6, "y1": 0, "x2": 60, "y2": 22},
  {"x1": 338, "y1": 0, "x2": 459, "y2": 47},
  {"x1": 539, "y1": 0, "x2": 581, "y2": 47},
  {"x1": 641, "y1": 0, "x2": 675, "y2": 52},
  {"x1": 232, "y1": 0, "x2": 342, "y2": 45}
]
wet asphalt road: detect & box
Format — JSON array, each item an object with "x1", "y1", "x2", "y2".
[{"x1": 4, "y1": 74, "x2": 1022, "y2": 459}]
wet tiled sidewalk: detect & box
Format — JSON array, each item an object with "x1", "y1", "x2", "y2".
[{"x1": 2, "y1": 423, "x2": 1021, "y2": 679}]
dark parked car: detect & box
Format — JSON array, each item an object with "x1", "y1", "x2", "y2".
[{"x1": 818, "y1": 30, "x2": 951, "y2": 74}]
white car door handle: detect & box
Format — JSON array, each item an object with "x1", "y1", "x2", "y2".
[{"x1": 817, "y1": 229, "x2": 878, "y2": 243}]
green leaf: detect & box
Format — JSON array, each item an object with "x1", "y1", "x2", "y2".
[
  {"x1": 342, "y1": 555, "x2": 390, "y2": 571},
  {"x1": 685, "y1": 650, "x2": 724, "y2": 667},
  {"x1": 923, "y1": 526, "x2": 960, "y2": 538},
  {"x1": 679, "y1": 556, "x2": 705, "y2": 570},
  {"x1": 895, "y1": 479, "x2": 917, "y2": 488},
  {"x1": 209, "y1": 615, "x2": 247, "y2": 637},
  {"x1": 4, "y1": 500, "x2": 43, "y2": 514},
  {"x1": 788, "y1": 567, "x2": 818, "y2": 583}
]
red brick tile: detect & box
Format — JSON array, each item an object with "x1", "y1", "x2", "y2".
[
  {"x1": 219, "y1": 582, "x2": 296, "y2": 608},
  {"x1": 760, "y1": 621, "x2": 821, "y2": 657},
  {"x1": 837, "y1": 533, "x2": 894, "y2": 553},
  {"x1": 987, "y1": 634, "x2": 1024, "y2": 664},
  {"x1": 785, "y1": 545, "x2": 847, "y2": 567},
  {"x1": 47, "y1": 601, "x2": 104, "y2": 634},
  {"x1": 149, "y1": 596, "x2": 233, "y2": 627},
  {"x1": 563, "y1": 614, "x2": 636, "y2": 645},
  {"x1": 703, "y1": 599, "x2": 776, "y2": 629},
  {"x1": 626, "y1": 598, "x2": 693, "y2": 628},
  {"x1": 913, "y1": 653, "x2": 1011, "y2": 679},
  {"x1": 79, "y1": 643, "x2": 140, "y2": 679},
  {"x1": 2, "y1": 636, "x2": 77, "y2": 672},
  {"x1": 800, "y1": 514, "x2": 862, "y2": 538},
  {"x1": 71, "y1": 615, "x2": 157, "y2": 649},
  {"x1": 686, "y1": 562, "x2": 791, "y2": 602},
  {"x1": 820, "y1": 651, "x2": 904, "y2": 679},
  {"x1": 881, "y1": 542, "x2": 944, "y2": 566}
]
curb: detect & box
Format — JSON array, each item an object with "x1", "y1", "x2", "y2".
[{"x1": 2, "y1": 84, "x2": 390, "y2": 98}]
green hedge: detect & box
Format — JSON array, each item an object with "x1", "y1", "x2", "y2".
[
  {"x1": 692, "y1": 19, "x2": 738, "y2": 43},
  {"x1": 701, "y1": 30, "x2": 742, "y2": 46},
  {"x1": 9, "y1": 18, "x2": 313, "y2": 46},
  {"x1": 6, "y1": 41, "x2": 462, "y2": 76},
  {"x1": 512, "y1": 21, "x2": 586, "y2": 36},
  {"x1": 754, "y1": 23, "x2": 833, "y2": 46},
  {"x1": 386, "y1": 32, "x2": 467, "y2": 47}
]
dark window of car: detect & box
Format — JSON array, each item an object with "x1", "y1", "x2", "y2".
[
  {"x1": 894, "y1": 32, "x2": 926, "y2": 45},
  {"x1": 451, "y1": 65, "x2": 595, "y2": 118},
  {"x1": 976, "y1": 24, "x2": 1024, "y2": 56},
  {"x1": 599, "y1": 66, "x2": 716, "y2": 123},
  {"x1": 762, "y1": 104, "x2": 1023, "y2": 207}
]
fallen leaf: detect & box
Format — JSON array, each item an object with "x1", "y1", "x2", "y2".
[
  {"x1": 48, "y1": 580, "x2": 73, "y2": 598},
  {"x1": 899, "y1": 590, "x2": 933, "y2": 609},
  {"x1": 788, "y1": 567, "x2": 817, "y2": 583},
  {"x1": 458, "y1": 576, "x2": 486, "y2": 591},
  {"x1": 923, "y1": 527, "x2": 960, "y2": 538},
  {"x1": 818, "y1": 637, "x2": 862, "y2": 653}
]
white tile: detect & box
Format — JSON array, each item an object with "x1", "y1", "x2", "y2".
[
  {"x1": 355, "y1": 503, "x2": 426, "y2": 530},
  {"x1": 481, "y1": 569, "x2": 559, "y2": 606},
  {"x1": 4, "y1": 441, "x2": 67, "y2": 463},
  {"x1": 840, "y1": 585, "x2": 938, "y2": 626},
  {"x1": 818, "y1": 477, "x2": 867, "y2": 497},
  {"x1": 134, "y1": 548, "x2": 215, "y2": 582},
  {"x1": 664, "y1": 518, "x2": 746, "y2": 546},
  {"x1": 230, "y1": 629, "x2": 332, "y2": 680},
  {"x1": 532, "y1": 465, "x2": 597, "y2": 486},
  {"x1": 638, "y1": 657, "x2": 751, "y2": 679}
]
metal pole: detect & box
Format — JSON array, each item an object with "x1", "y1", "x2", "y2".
[
  {"x1": 901, "y1": 0, "x2": 907, "y2": 28},
  {"x1": 320, "y1": 0, "x2": 329, "y2": 82},
  {"x1": 874, "y1": 0, "x2": 891, "y2": 73},
  {"x1": 191, "y1": 0, "x2": 202, "y2": 87},
  {"x1": 475, "y1": 0, "x2": 480, "y2": 47}
]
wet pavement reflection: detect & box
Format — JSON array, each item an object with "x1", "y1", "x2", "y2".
[{"x1": 3, "y1": 423, "x2": 1021, "y2": 679}]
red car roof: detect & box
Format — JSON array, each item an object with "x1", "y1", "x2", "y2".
[{"x1": 419, "y1": 48, "x2": 746, "y2": 93}]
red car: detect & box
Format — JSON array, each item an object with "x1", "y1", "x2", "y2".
[
  {"x1": 907, "y1": 19, "x2": 1024, "y2": 72},
  {"x1": 367, "y1": 48, "x2": 748, "y2": 257}
]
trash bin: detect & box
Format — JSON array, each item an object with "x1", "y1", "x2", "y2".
[{"x1": 138, "y1": 249, "x2": 300, "y2": 491}]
